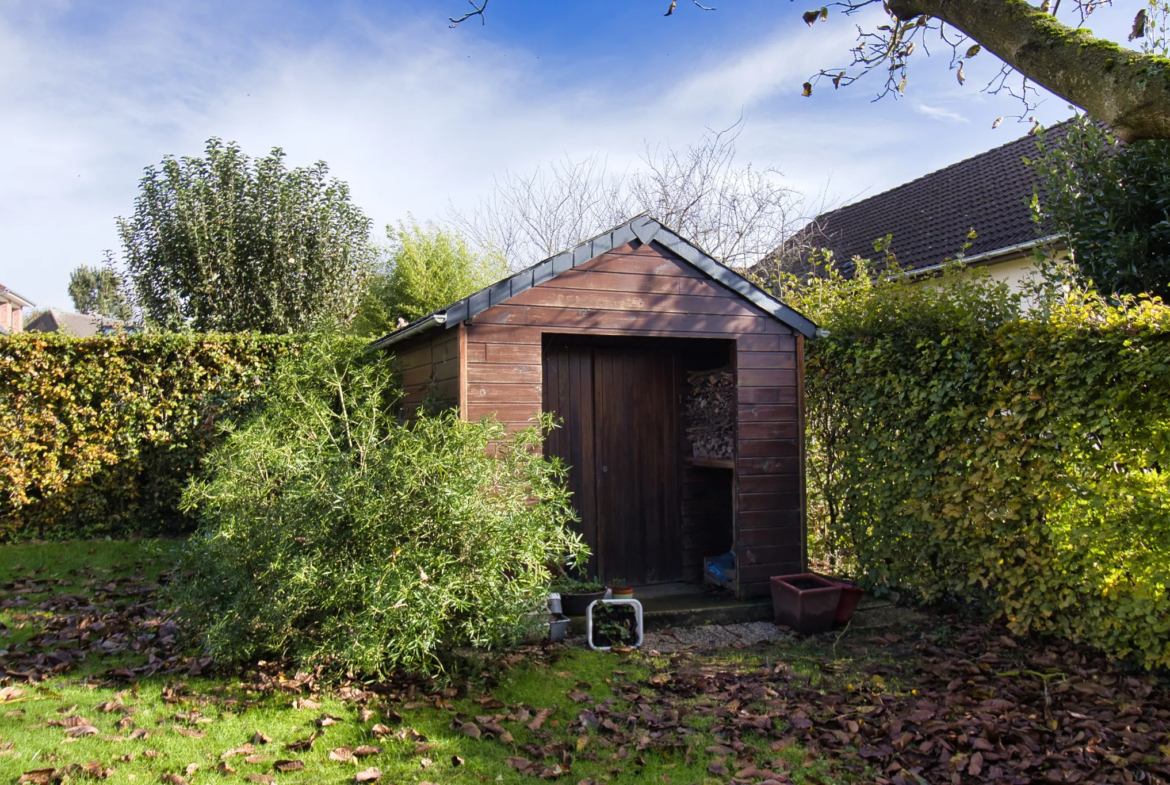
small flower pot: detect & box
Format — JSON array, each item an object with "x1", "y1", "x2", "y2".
[
  {"x1": 561, "y1": 590, "x2": 607, "y2": 616},
  {"x1": 770, "y1": 573, "x2": 842, "y2": 634},
  {"x1": 548, "y1": 615, "x2": 571, "y2": 643},
  {"x1": 834, "y1": 582, "x2": 865, "y2": 625},
  {"x1": 609, "y1": 586, "x2": 634, "y2": 599}
]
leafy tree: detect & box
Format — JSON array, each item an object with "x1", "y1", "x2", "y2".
[
  {"x1": 119, "y1": 138, "x2": 375, "y2": 334},
  {"x1": 352, "y1": 221, "x2": 507, "y2": 337},
  {"x1": 1031, "y1": 115, "x2": 1170, "y2": 298},
  {"x1": 170, "y1": 331, "x2": 586, "y2": 676},
  {"x1": 453, "y1": 1, "x2": 1170, "y2": 142},
  {"x1": 67, "y1": 255, "x2": 132, "y2": 320}
]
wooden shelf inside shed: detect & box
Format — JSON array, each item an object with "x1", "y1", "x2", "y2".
[{"x1": 685, "y1": 456, "x2": 734, "y2": 470}]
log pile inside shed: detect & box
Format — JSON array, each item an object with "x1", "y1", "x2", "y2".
[{"x1": 685, "y1": 367, "x2": 735, "y2": 459}]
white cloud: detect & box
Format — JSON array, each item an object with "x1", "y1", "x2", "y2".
[
  {"x1": 914, "y1": 103, "x2": 970, "y2": 123},
  {"x1": 0, "y1": 0, "x2": 1083, "y2": 308}
]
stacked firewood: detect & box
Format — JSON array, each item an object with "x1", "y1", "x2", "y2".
[{"x1": 685, "y1": 367, "x2": 735, "y2": 458}]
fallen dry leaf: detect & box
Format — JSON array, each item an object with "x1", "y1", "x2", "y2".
[
  {"x1": 252, "y1": 731, "x2": 272, "y2": 745},
  {"x1": 245, "y1": 775, "x2": 274, "y2": 785},
  {"x1": 352, "y1": 746, "x2": 381, "y2": 758},
  {"x1": 220, "y1": 744, "x2": 255, "y2": 760},
  {"x1": 284, "y1": 732, "x2": 318, "y2": 752},
  {"x1": 328, "y1": 748, "x2": 354, "y2": 763},
  {"x1": 65, "y1": 725, "x2": 100, "y2": 738},
  {"x1": 272, "y1": 760, "x2": 304, "y2": 773},
  {"x1": 507, "y1": 757, "x2": 533, "y2": 773},
  {"x1": 527, "y1": 708, "x2": 554, "y2": 731},
  {"x1": 354, "y1": 768, "x2": 381, "y2": 783}
]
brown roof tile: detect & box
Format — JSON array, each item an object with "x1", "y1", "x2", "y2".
[{"x1": 784, "y1": 120, "x2": 1074, "y2": 274}]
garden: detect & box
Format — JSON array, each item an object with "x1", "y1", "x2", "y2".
[
  {"x1": 3, "y1": 267, "x2": 1170, "y2": 783},
  {"x1": 2, "y1": 117, "x2": 1170, "y2": 784}
]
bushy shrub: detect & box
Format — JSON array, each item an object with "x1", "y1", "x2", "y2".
[
  {"x1": 0, "y1": 332, "x2": 290, "y2": 539},
  {"x1": 772, "y1": 261, "x2": 1170, "y2": 668},
  {"x1": 352, "y1": 221, "x2": 507, "y2": 338},
  {"x1": 170, "y1": 333, "x2": 586, "y2": 677},
  {"x1": 1031, "y1": 116, "x2": 1170, "y2": 299}
]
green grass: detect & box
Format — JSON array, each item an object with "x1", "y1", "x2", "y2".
[{"x1": 0, "y1": 541, "x2": 853, "y2": 784}]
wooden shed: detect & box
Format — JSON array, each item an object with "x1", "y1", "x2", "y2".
[{"x1": 370, "y1": 216, "x2": 817, "y2": 599}]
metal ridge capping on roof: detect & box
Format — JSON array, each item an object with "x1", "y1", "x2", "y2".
[{"x1": 367, "y1": 215, "x2": 817, "y2": 351}]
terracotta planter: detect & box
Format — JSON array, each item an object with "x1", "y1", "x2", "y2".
[
  {"x1": 561, "y1": 590, "x2": 607, "y2": 616},
  {"x1": 770, "y1": 573, "x2": 842, "y2": 634},
  {"x1": 610, "y1": 587, "x2": 634, "y2": 599},
  {"x1": 834, "y1": 582, "x2": 865, "y2": 624}
]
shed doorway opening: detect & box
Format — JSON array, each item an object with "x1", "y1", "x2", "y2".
[{"x1": 542, "y1": 334, "x2": 734, "y2": 586}]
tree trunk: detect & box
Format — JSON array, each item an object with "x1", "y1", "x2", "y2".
[{"x1": 888, "y1": 0, "x2": 1170, "y2": 142}]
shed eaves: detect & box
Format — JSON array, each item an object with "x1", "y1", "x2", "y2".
[
  {"x1": 369, "y1": 215, "x2": 817, "y2": 350},
  {"x1": 782, "y1": 120, "x2": 1076, "y2": 275}
]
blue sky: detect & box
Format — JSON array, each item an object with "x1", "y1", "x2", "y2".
[{"x1": 0, "y1": 0, "x2": 1139, "y2": 309}]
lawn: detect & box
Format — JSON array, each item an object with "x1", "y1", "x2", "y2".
[
  {"x1": 0, "y1": 540, "x2": 839, "y2": 785},
  {"x1": 2, "y1": 540, "x2": 1169, "y2": 785}
]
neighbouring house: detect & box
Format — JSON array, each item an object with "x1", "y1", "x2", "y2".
[
  {"x1": 25, "y1": 309, "x2": 126, "y2": 337},
  {"x1": 768, "y1": 120, "x2": 1075, "y2": 290},
  {"x1": 370, "y1": 215, "x2": 816, "y2": 600},
  {"x1": 0, "y1": 284, "x2": 35, "y2": 335}
]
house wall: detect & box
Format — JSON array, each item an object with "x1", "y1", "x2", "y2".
[{"x1": 386, "y1": 239, "x2": 805, "y2": 598}]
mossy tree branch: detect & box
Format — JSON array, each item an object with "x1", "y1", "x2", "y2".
[{"x1": 885, "y1": 0, "x2": 1170, "y2": 142}]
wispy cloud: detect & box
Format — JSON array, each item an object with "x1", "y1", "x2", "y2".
[
  {"x1": 914, "y1": 103, "x2": 970, "y2": 123},
  {"x1": 0, "y1": 0, "x2": 1079, "y2": 308}
]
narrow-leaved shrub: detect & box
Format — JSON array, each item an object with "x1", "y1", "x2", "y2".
[{"x1": 170, "y1": 333, "x2": 587, "y2": 677}]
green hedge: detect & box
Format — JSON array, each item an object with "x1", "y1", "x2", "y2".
[
  {"x1": 0, "y1": 332, "x2": 291, "y2": 540},
  {"x1": 775, "y1": 263, "x2": 1170, "y2": 669}
]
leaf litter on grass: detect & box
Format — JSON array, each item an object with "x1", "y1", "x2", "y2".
[{"x1": 4, "y1": 540, "x2": 1170, "y2": 784}]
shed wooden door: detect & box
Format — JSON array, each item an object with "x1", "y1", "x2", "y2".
[{"x1": 544, "y1": 341, "x2": 681, "y2": 585}]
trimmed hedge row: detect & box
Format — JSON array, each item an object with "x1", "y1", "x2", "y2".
[
  {"x1": 0, "y1": 332, "x2": 291, "y2": 539},
  {"x1": 783, "y1": 264, "x2": 1170, "y2": 668}
]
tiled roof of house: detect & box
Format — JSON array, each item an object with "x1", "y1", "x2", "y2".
[
  {"x1": 25, "y1": 309, "x2": 126, "y2": 337},
  {"x1": 783, "y1": 120, "x2": 1075, "y2": 274}
]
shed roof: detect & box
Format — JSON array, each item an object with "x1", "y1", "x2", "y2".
[
  {"x1": 777, "y1": 120, "x2": 1076, "y2": 275},
  {"x1": 370, "y1": 215, "x2": 816, "y2": 351}
]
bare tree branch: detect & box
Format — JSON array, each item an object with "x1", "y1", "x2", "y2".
[
  {"x1": 449, "y1": 121, "x2": 816, "y2": 270},
  {"x1": 449, "y1": 0, "x2": 488, "y2": 28},
  {"x1": 802, "y1": 0, "x2": 1170, "y2": 141}
]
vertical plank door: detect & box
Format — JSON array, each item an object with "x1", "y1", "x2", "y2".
[
  {"x1": 544, "y1": 341, "x2": 682, "y2": 585},
  {"x1": 592, "y1": 345, "x2": 681, "y2": 585},
  {"x1": 543, "y1": 342, "x2": 597, "y2": 575}
]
